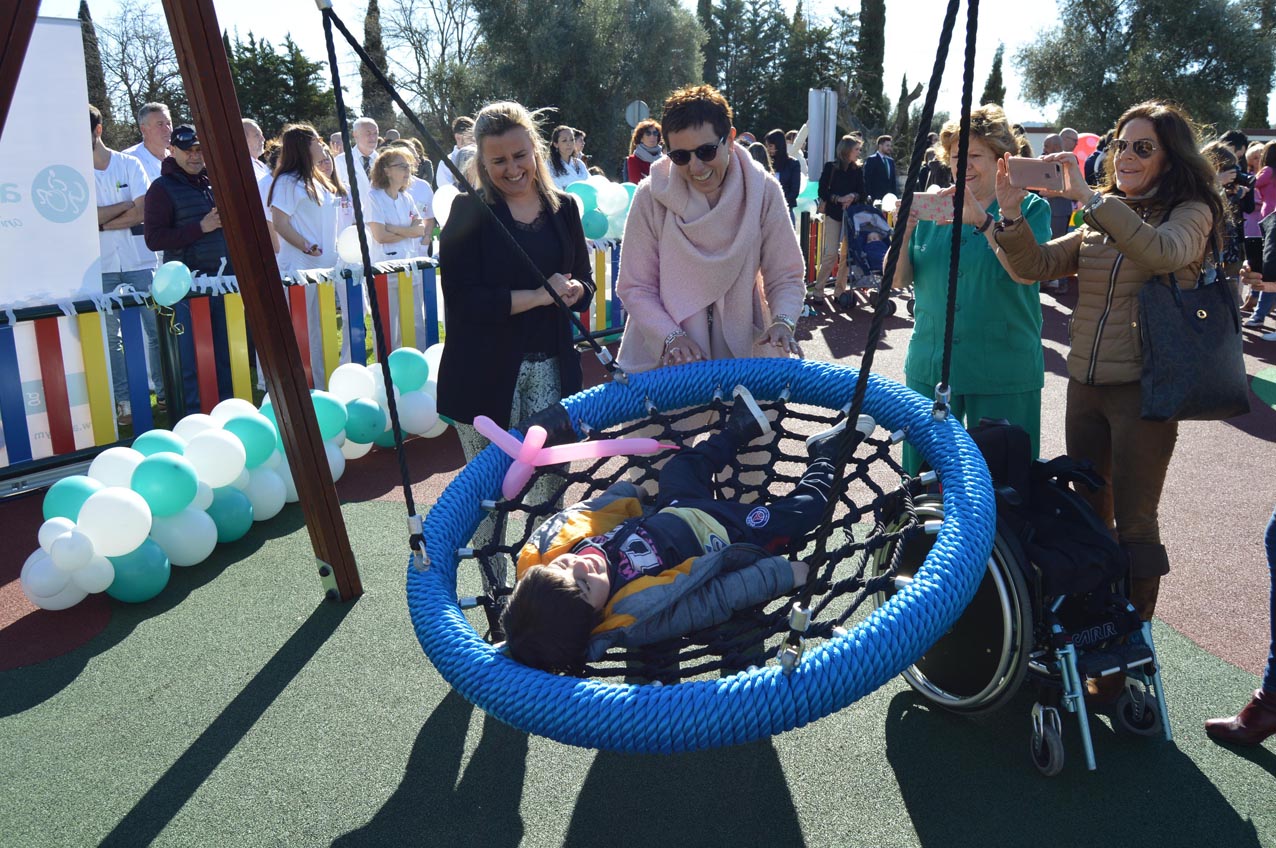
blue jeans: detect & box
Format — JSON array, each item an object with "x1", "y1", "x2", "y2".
[
  {"x1": 102, "y1": 269, "x2": 161, "y2": 405},
  {"x1": 1253, "y1": 292, "x2": 1275, "y2": 321},
  {"x1": 656, "y1": 430, "x2": 833, "y2": 553},
  {"x1": 1264, "y1": 505, "x2": 1275, "y2": 693}
]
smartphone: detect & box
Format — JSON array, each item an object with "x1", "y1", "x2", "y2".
[
  {"x1": 911, "y1": 192, "x2": 955, "y2": 222},
  {"x1": 1007, "y1": 156, "x2": 1065, "y2": 192}
]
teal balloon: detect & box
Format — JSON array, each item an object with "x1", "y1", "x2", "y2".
[
  {"x1": 310, "y1": 390, "x2": 348, "y2": 442},
  {"x1": 132, "y1": 429, "x2": 186, "y2": 457},
  {"x1": 43, "y1": 475, "x2": 105, "y2": 521},
  {"x1": 106, "y1": 539, "x2": 171, "y2": 603},
  {"x1": 206, "y1": 486, "x2": 254, "y2": 543},
  {"x1": 621, "y1": 182, "x2": 637, "y2": 200},
  {"x1": 797, "y1": 179, "x2": 819, "y2": 201},
  {"x1": 374, "y1": 426, "x2": 401, "y2": 448},
  {"x1": 152, "y1": 261, "x2": 193, "y2": 307},
  {"x1": 582, "y1": 209, "x2": 609, "y2": 239},
  {"x1": 258, "y1": 402, "x2": 284, "y2": 451},
  {"x1": 345, "y1": 398, "x2": 387, "y2": 444},
  {"x1": 130, "y1": 452, "x2": 198, "y2": 517},
  {"x1": 388, "y1": 348, "x2": 429, "y2": 392},
  {"x1": 222, "y1": 414, "x2": 278, "y2": 469},
  {"x1": 565, "y1": 182, "x2": 598, "y2": 213}
]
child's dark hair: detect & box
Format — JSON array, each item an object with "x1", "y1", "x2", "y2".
[{"x1": 501, "y1": 565, "x2": 599, "y2": 674}]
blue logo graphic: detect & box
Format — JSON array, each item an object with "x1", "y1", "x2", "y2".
[{"x1": 31, "y1": 165, "x2": 90, "y2": 224}]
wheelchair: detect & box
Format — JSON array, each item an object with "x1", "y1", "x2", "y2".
[{"x1": 875, "y1": 427, "x2": 1173, "y2": 776}]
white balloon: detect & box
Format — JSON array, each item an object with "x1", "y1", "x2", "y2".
[
  {"x1": 422, "y1": 418, "x2": 450, "y2": 438},
  {"x1": 585, "y1": 173, "x2": 610, "y2": 189},
  {"x1": 328, "y1": 362, "x2": 377, "y2": 403},
  {"x1": 70, "y1": 555, "x2": 115, "y2": 593},
  {"x1": 150, "y1": 507, "x2": 218, "y2": 567},
  {"x1": 596, "y1": 181, "x2": 629, "y2": 216},
  {"x1": 340, "y1": 438, "x2": 374, "y2": 460},
  {"x1": 21, "y1": 576, "x2": 87, "y2": 611},
  {"x1": 396, "y1": 391, "x2": 439, "y2": 435},
  {"x1": 244, "y1": 468, "x2": 287, "y2": 522},
  {"x1": 38, "y1": 517, "x2": 76, "y2": 553},
  {"x1": 331, "y1": 429, "x2": 347, "y2": 448},
  {"x1": 230, "y1": 468, "x2": 251, "y2": 491},
  {"x1": 192, "y1": 480, "x2": 214, "y2": 511},
  {"x1": 276, "y1": 457, "x2": 299, "y2": 503},
  {"x1": 209, "y1": 398, "x2": 261, "y2": 426},
  {"x1": 423, "y1": 343, "x2": 444, "y2": 381},
  {"x1": 50, "y1": 529, "x2": 95, "y2": 572},
  {"x1": 21, "y1": 548, "x2": 71, "y2": 597},
  {"x1": 172, "y1": 413, "x2": 218, "y2": 441},
  {"x1": 77, "y1": 487, "x2": 153, "y2": 558},
  {"x1": 185, "y1": 429, "x2": 247, "y2": 488},
  {"x1": 263, "y1": 449, "x2": 282, "y2": 470},
  {"x1": 87, "y1": 447, "x2": 145, "y2": 488},
  {"x1": 336, "y1": 225, "x2": 367, "y2": 264},
  {"x1": 325, "y1": 441, "x2": 346, "y2": 482},
  {"x1": 433, "y1": 184, "x2": 460, "y2": 229}
]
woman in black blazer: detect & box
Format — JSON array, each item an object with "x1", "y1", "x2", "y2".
[{"x1": 436, "y1": 101, "x2": 594, "y2": 587}]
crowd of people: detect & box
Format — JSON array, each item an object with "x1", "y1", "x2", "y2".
[{"x1": 86, "y1": 81, "x2": 1276, "y2": 748}]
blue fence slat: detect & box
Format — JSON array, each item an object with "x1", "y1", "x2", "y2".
[
  {"x1": 0, "y1": 324, "x2": 33, "y2": 465},
  {"x1": 118, "y1": 307, "x2": 154, "y2": 432},
  {"x1": 422, "y1": 266, "x2": 439, "y2": 348},
  {"x1": 346, "y1": 276, "x2": 367, "y2": 366}
]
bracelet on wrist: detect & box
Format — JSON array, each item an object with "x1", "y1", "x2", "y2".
[
  {"x1": 770, "y1": 313, "x2": 796, "y2": 333},
  {"x1": 975, "y1": 212, "x2": 995, "y2": 234},
  {"x1": 995, "y1": 214, "x2": 1024, "y2": 233},
  {"x1": 663, "y1": 328, "x2": 687, "y2": 350}
]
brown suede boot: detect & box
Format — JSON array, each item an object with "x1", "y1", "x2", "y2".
[
  {"x1": 1128, "y1": 576, "x2": 1162, "y2": 622},
  {"x1": 1205, "y1": 689, "x2": 1276, "y2": 747},
  {"x1": 1122, "y1": 542, "x2": 1170, "y2": 621}
]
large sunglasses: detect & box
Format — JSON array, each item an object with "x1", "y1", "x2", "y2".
[
  {"x1": 1111, "y1": 138, "x2": 1161, "y2": 159},
  {"x1": 665, "y1": 137, "x2": 725, "y2": 166}
]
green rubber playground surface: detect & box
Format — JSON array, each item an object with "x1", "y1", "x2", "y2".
[{"x1": 1, "y1": 495, "x2": 1274, "y2": 848}]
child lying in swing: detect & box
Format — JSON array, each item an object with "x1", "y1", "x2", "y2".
[{"x1": 502, "y1": 386, "x2": 870, "y2": 674}]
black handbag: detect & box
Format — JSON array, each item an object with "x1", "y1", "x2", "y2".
[{"x1": 1138, "y1": 241, "x2": 1250, "y2": 422}]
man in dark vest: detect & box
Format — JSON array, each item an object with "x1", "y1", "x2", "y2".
[{"x1": 144, "y1": 124, "x2": 234, "y2": 414}]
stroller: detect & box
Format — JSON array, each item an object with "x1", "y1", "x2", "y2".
[
  {"x1": 824, "y1": 203, "x2": 911, "y2": 317},
  {"x1": 873, "y1": 421, "x2": 1172, "y2": 776}
]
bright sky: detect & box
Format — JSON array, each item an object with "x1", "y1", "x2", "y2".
[{"x1": 37, "y1": 0, "x2": 1248, "y2": 130}]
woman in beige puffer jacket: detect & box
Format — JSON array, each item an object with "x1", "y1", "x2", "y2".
[{"x1": 991, "y1": 101, "x2": 1225, "y2": 622}]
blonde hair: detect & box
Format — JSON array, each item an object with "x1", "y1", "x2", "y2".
[
  {"x1": 472, "y1": 101, "x2": 561, "y2": 212},
  {"x1": 369, "y1": 147, "x2": 416, "y2": 191},
  {"x1": 937, "y1": 104, "x2": 1019, "y2": 168}
]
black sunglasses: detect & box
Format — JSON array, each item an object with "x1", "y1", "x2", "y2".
[
  {"x1": 1110, "y1": 138, "x2": 1160, "y2": 159},
  {"x1": 665, "y1": 137, "x2": 725, "y2": 166}
]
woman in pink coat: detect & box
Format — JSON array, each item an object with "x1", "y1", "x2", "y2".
[{"x1": 615, "y1": 85, "x2": 807, "y2": 373}]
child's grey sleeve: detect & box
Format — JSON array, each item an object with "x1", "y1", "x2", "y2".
[{"x1": 616, "y1": 555, "x2": 795, "y2": 649}]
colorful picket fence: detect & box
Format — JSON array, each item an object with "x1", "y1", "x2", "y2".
[{"x1": 0, "y1": 245, "x2": 623, "y2": 480}]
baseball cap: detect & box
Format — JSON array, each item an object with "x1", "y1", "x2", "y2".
[{"x1": 170, "y1": 125, "x2": 200, "y2": 150}]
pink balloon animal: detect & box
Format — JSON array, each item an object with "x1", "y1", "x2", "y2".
[{"x1": 472, "y1": 415, "x2": 678, "y2": 500}]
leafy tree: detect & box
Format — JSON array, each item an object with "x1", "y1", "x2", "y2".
[
  {"x1": 360, "y1": 0, "x2": 397, "y2": 127},
  {"x1": 981, "y1": 43, "x2": 1006, "y2": 107},
  {"x1": 698, "y1": 0, "x2": 719, "y2": 85},
  {"x1": 853, "y1": 0, "x2": 886, "y2": 129},
  {"x1": 228, "y1": 32, "x2": 337, "y2": 138},
  {"x1": 1015, "y1": 0, "x2": 1266, "y2": 132},
  {"x1": 97, "y1": 0, "x2": 189, "y2": 130},
  {"x1": 1240, "y1": 0, "x2": 1275, "y2": 127},
  {"x1": 766, "y1": 2, "x2": 838, "y2": 132},
  {"x1": 711, "y1": 0, "x2": 789, "y2": 134}
]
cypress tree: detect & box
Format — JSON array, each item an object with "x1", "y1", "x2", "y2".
[
  {"x1": 79, "y1": 1, "x2": 112, "y2": 125},
  {"x1": 360, "y1": 0, "x2": 396, "y2": 128},
  {"x1": 854, "y1": 0, "x2": 885, "y2": 129},
  {"x1": 981, "y1": 43, "x2": 1006, "y2": 107},
  {"x1": 698, "y1": 0, "x2": 719, "y2": 85}
]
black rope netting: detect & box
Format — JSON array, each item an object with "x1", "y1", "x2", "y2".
[{"x1": 463, "y1": 390, "x2": 928, "y2": 682}]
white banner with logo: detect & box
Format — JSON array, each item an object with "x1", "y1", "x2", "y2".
[{"x1": 0, "y1": 17, "x2": 99, "y2": 311}]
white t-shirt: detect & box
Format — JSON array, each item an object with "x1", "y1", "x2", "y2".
[
  {"x1": 269, "y1": 174, "x2": 338, "y2": 275},
  {"x1": 406, "y1": 176, "x2": 434, "y2": 220},
  {"x1": 96, "y1": 151, "x2": 155, "y2": 273},
  {"x1": 364, "y1": 187, "x2": 420, "y2": 264},
  {"x1": 251, "y1": 158, "x2": 270, "y2": 181},
  {"x1": 121, "y1": 142, "x2": 166, "y2": 265},
  {"x1": 551, "y1": 157, "x2": 590, "y2": 191}
]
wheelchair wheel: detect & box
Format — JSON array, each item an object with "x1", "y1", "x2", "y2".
[
  {"x1": 1114, "y1": 688, "x2": 1163, "y2": 737},
  {"x1": 873, "y1": 496, "x2": 1034, "y2": 714},
  {"x1": 1030, "y1": 722, "x2": 1065, "y2": 777}
]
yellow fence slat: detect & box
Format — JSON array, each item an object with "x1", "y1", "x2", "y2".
[
  {"x1": 319, "y1": 281, "x2": 339, "y2": 381},
  {"x1": 76, "y1": 311, "x2": 116, "y2": 445},
  {"x1": 594, "y1": 249, "x2": 606, "y2": 332},
  {"x1": 223, "y1": 291, "x2": 252, "y2": 401}
]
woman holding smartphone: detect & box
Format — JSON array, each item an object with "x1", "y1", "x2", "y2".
[
  {"x1": 892, "y1": 105, "x2": 1052, "y2": 473},
  {"x1": 992, "y1": 100, "x2": 1223, "y2": 629}
]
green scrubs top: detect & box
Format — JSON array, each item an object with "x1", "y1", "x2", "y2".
[{"x1": 904, "y1": 192, "x2": 1052, "y2": 396}]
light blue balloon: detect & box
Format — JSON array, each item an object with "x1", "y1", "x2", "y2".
[
  {"x1": 153, "y1": 261, "x2": 193, "y2": 307},
  {"x1": 310, "y1": 390, "x2": 348, "y2": 442},
  {"x1": 582, "y1": 209, "x2": 609, "y2": 240},
  {"x1": 43, "y1": 475, "x2": 105, "y2": 521},
  {"x1": 258, "y1": 402, "x2": 284, "y2": 451},
  {"x1": 565, "y1": 182, "x2": 598, "y2": 213},
  {"x1": 207, "y1": 486, "x2": 254, "y2": 543},
  {"x1": 106, "y1": 539, "x2": 171, "y2": 603},
  {"x1": 621, "y1": 182, "x2": 637, "y2": 201},
  {"x1": 132, "y1": 429, "x2": 186, "y2": 457},
  {"x1": 388, "y1": 348, "x2": 429, "y2": 392},
  {"x1": 345, "y1": 398, "x2": 387, "y2": 444},
  {"x1": 130, "y1": 451, "x2": 198, "y2": 517},
  {"x1": 222, "y1": 414, "x2": 278, "y2": 469}
]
